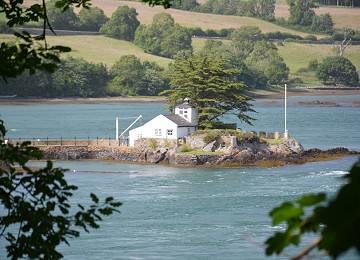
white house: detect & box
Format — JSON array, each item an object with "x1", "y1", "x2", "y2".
[{"x1": 128, "y1": 98, "x2": 198, "y2": 146}]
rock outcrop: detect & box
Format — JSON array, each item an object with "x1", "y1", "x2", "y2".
[{"x1": 39, "y1": 136, "x2": 358, "y2": 168}]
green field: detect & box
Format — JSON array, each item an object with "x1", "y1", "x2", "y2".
[
  {"x1": 2, "y1": 0, "x2": 359, "y2": 86},
  {"x1": 192, "y1": 37, "x2": 360, "y2": 83},
  {"x1": 45, "y1": 35, "x2": 172, "y2": 68},
  {"x1": 0, "y1": 34, "x2": 171, "y2": 68},
  {"x1": 1, "y1": 33, "x2": 359, "y2": 85},
  {"x1": 277, "y1": 42, "x2": 360, "y2": 78}
]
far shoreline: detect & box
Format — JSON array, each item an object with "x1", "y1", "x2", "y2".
[{"x1": 1, "y1": 88, "x2": 360, "y2": 105}]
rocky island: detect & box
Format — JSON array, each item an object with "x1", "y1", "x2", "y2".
[{"x1": 38, "y1": 131, "x2": 358, "y2": 167}]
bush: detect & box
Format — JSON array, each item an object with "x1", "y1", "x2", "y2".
[
  {"x1": 203, "y1": 132, "x2": 221, "y2": 144},
  {"x1": 308, "y1": 59, "x2": 319, "y2": 71},
  {"x1": 149, "y1": 138, "x2": 158, "y2": 149},
  {"x1": 288, "y1": 77, "x2": 304, "y2": 84},
  {"x1": 265, "y1": 31, "x2": 303, "y2": 40},
  {"x1": 180, "y1": 143, "x2": 192, "y2": 152},
  {"x1": 304, "y1": 35, "x2": 317, "y2": 41},
  {"x1": 316, "y1": 56, "x2": 359, "y2": 86},
  {"x1": 297, "y1": 67, "x2": 309, "y2": 73}
]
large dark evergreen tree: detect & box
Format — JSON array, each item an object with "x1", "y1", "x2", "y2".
[{"x1": 162, "y1": 53, "x2": 254, "y2": 128}]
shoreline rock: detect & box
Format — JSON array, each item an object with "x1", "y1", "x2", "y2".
[{"x1": 39, "y1": 141, "x2": 359, "y2": 168}]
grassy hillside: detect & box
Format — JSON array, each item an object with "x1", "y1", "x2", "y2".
[
  {"x1": 3, "y1": 0, "x2": 359, "y2": 86},
  {"x1": 42, "y1": 0, "x2": 314, "y2": 38},
  {"x1": 88, "y1": 0, "x2": 360, "y2": 32},
  {"x1": 275, "y1": 4, "x2": 360, "y2": 31},
  {"x1": 0, "y1": 34, "x2": 171, "y2": 68},
  {"x1": 278, "y1": 42, "x2": 360, "y2": 84},
  {"x1": 192, "y1": 37, "x2": 360, "y2": 85},
  {"x1": 1, "y1": 32, "x2": 359, "y2": 86}
]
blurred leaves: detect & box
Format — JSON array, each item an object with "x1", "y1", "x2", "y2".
[
  {"x1": 0, "y1": 119, "x2": 122, "y2": 259},
  {"x1": 266, "y1": 158, "x2": 360, "y2": 259}
]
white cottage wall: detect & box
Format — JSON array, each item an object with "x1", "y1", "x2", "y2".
[{"x1": 129, "y1": 115, "x2": 179, "y2": 146}]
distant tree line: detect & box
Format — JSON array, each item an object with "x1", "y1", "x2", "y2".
[
  {"x1": 1, "y1": 2, "x2": 359, "y2": 99},
  {"x1": 172, "y1": 0, "x2": 276, "y2": 21},
  {"x1": 39, "y1": 0, "x2": 109, "y2": 31},
  {"x1": 318, "y1": 0, "x2": 360, "y2": 7},
  {"x1": 0, "y1": 56, "x2": 169, "y2": 97}
]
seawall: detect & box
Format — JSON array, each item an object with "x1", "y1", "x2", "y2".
[{"x1": 38, "y1": 142, "x2": 359, "y2": 168}]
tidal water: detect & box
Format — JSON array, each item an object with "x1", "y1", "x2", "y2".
[{"x1": 0, "y1": 95, "x2": 359, "y2": 259}]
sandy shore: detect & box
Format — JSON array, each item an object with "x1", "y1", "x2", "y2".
[{"x1": 1, "y1": 88, "x2": 359, "y2": 105}]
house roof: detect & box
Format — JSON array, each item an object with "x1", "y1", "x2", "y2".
[{"x1": 165, "y1": 115, "x2": 197, "y2": 127}]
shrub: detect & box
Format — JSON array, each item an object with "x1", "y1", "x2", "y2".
[
  {"x1": 163, "y1": 139, "x2": 173, "y2": 148},
  {"x1": 149, "y1": 138, "x2": 158, "y2": 149},
  {"x1": 180, "y1": 143, "x2": 192, "y2": 152},
  {"x1": 265, "y1": 31, "x2": 302, "y2": 40},
  {"x1": 297, "y1": 67, "x2": 309, "y2": 73},
  {"x1": 304, "y1": 35, "x2": 317, "y2": 41},
  {"x1": 288, "y1": 77, "x2": 304, "y2": 84},
  {"x1": 203, "y1": 132, "x2": 221, "y2": 144},
  {"x1": 308, "y1": 59, "x2": 319, "y2": 71}
]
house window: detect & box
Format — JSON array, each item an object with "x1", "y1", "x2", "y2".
[
  {"x1": 137, "y1": 134, "x2": 142, "y2": 138},
  {"x1": 167, "y1": 129, "x2": 173, "y2": 136},
  {"x1": 155, "y1": 128, "x2": 162, "y2": 136},
  {"x1": 179, "y1": 109, "x2": 183, "y2": 114},
  {"x1": 187, "y1": 127, "x2": 191, "y2": 135},
  {"x1": 184, "y1": 110, "x2": 188, "y2": 118}
]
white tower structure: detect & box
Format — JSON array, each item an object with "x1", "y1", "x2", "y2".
[{"x1": 174, "y1": 98, "x2": 198, "y2": 125}]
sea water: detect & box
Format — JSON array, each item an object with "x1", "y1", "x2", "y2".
[{"x1": 0, "y1": 95, "x2": 359, "y2": 259}]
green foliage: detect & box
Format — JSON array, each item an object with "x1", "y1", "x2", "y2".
[
  {"x1": 287, "y1": 0, "x2": 318, "y2": 26},
  {"x1": 316, "y1": 56, "x2": 359, "y2": 86},
  {"x1": 332, "y1": 27, "x2": 360, "y2": 42},
  {"x1": 0, "y1": 0, "x2": 90, "y2": 81},
  {"x1": 197, "y1": 0, "x2": 240, "y2": 15},
  {"x1": 203, "y1": 132, "x2": 221, "y2": 144},
  {"x1": 303, "y1": 34, "x2": 317, "y2": 41},
  {"x1": 47, "y1": 0, "x2": 79, "y2": 30},
  {"x1": 0, "y1": 20, "x2": 13, "y2": 34},
  {"x1": 0, "y1": 0, "x2": 173, "y2": 81},
  {"x1": 238, "y1": 0, "x2": 276, "y2": 21},
  {"x1": 100, "y1": 6, "x2": 140, "y2": 41},
  {"x1": 149, "y1": 138, "x2": 158, "y2": 149},
  {"x1": 311, "y1": 13, "x2": 334, "y2": 35},
  {"x1": 0, "y1": 32, "x2": 71, "y2": 81},
  {"x1": 230, "y1": 26, "x2": 265, "y2": 60},
  {"x1": 265, "y1": 31, "x2": 303, "y2": 40},
  {"x1": 171, "y1": 0, "x2": 199, "y2": 10},
  {"x1": 0, "y1": 119, "x2": 121, "y2": 259},
  {"x1": 78, "y1": 7, "x2": 109, "y2": 31},
  {"x1": 180, "y1": 143, "x2": 193, "y2": 152},
  {"x1": 266, "y1": 158, "x2": 360, "y2": 259},
  {"x1": 107, "y1": 55, "x2": 168, "y2": 96},
  {"x1": 162, "y1": 53, "x2": 255, "y2": 128},
  {"x1": 52, "y1": 57, "x2": 109, "y2": 97},
  {"x1": 141, "y1": 0, "x2": 174, "y2": 8},
  {"x1": 245, "y1": 41, "x2": 289, "y2": 85},
  {"x1": 195, "y1": 0, "x2": 275, "y2": 21},
  {"x1": 307, "y1": 59, "x2": 318, "y2": 71},
  {"x1": 134, "y1": 13, "x2": 192, "y2": 58},
  {"x1": 108, "y1": 55, "x2": 144, "y2": 96},
  {"x1": 0, "y1": 56, "x2": 110, "y2": 97}
]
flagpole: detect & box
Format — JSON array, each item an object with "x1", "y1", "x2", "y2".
[{"x1": 284, "y1": 84, "x2": 288, "y2": 139}]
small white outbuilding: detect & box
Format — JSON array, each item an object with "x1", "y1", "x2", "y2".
[{"x1": 128, "y1": 98, "x2": 198, "y2": 146}]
